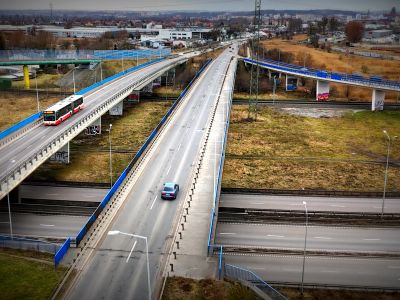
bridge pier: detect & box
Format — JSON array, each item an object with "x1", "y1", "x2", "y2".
[
  {"x1": 23, "y1": 65, "x2": 30, "y2": 89},
  {"x1": 372, "y1": 89, "x2": 385, "y2": 111},
  {"x1": 49, "y1": 142, "x2": 70, "y2": 164},
  {"x1": 285, "y1": 75, "x2": 298, "y2": 91},
  {"x1": 85, "y1": 117, "x2": 102, "y2": 135},
  {"x1": 316, "y1": 80, "x2": 330, "y2": 101},
  {"x1": 268, "y1": 70, "x2": 281, "y2": 80},
  {"x1": 109, "y1": 101, "x2": 124, "y2": 116}
]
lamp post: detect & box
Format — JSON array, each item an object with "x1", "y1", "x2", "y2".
[
  {"x1": 6, "y1": 182, "x2": 13, "y2": 239},
  {"x1": 108, "y1": 230, "x2": 151, "y2": 300},
  {"x1": 100, "y1": 61, "x2": 103, "y2": 81},
  {"x1": 35, "y1": 73, "x2": 40, "y2": 112},
  {"x1": 72, "y1": 66, "x2": 76, "y2": 94},
  {"x1": 109, "y1": 124, "x2": 113, "y2": 188},
  {"x1": 301, "y1": 201, "x2": 308, "y2": 294},
  {"x1": 382, "y1": 130, "x2": 397, "y2": 219}
]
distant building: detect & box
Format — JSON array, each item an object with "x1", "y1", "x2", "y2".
[{"x1": 364, "y1": 29, "x2": 393, "y2": 39}]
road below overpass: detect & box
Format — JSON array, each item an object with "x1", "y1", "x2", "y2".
[
  {"x1": 66, "y1": 45, "x2": 238, "y2": 299},
  {"x1": 215, "y1": 223, "x2": 400, "y2": 254},
  {"x1": 224, "y1": 254, "x2": 400, "y2": 289},
  {"x1": 219, "y1": 193, "x2": 400, "y2": 214},
  {"x1": 0, "y1": 212, "x2": 86, "y2": 239}
]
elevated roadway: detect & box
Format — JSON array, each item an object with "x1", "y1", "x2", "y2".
[
  {"x1": 0, "y1": 55, "x2": 191, "y2": 199},
  {"x1": 65, "y1": 45, "x2": 238, "y2": 299}
]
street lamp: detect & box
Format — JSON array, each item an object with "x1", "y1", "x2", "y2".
[
  {"x1": 100, "y1": 61, "x2": 103, "y2": 81},
  {"x1": 72, "y1": 66, "x2": 77, "y2": 94},
  {"x1": 382, "y1": 130, "x2": 397, "y2": 219},
  {"x1": 109, "y1": 124, "x2": 113, "y2": 188},
  {"x1": 301, "y1": 201, "x2": 308, "y2": 294},
  {"x1": 108, "y1": 230, "x2": 151, "y2": 300},
  {"x1": 35, "y1": 72, "x2": 40, "y2": 112},
  {"x1": 6, "y1": 182, "x2": 13, "y2": 239}
]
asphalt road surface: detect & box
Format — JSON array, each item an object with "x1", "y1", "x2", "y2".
[
  {"x1": 19, "y1": 184, "x2": 108, "y2": 203},
  {"x1": 220, "y1": 194, "x2": 400, "y2": 213},
  {"x1": 225, "y1": 254, "x2": 400, "y2": 289},
  {"x1": 215, "y1": 223, "x2": 400, "y2": 254},
  {"x1": 68, "y1": 45, "x2": 238, "y2": 299},
  {"x1": 0, "y1": 212, "x2": 86, "y2": 239},
  {"x1": 0, "y1": 56, "x2": 187, "y2": 187}
]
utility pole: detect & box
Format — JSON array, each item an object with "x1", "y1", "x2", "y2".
[{"x1": 248, "y1": 0, "x2": 261, "y2": 121}]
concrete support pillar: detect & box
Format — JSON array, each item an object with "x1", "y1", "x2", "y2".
[
  {"x1": 316, "y1": 80, "x2": 330, "y2": 101},
  {"x1": 285, "y1": 75, "x2": 298, "y2": 91},
  {"x1": 269, "y1": 70, "x2": 281, "y2": 80},
  {"x1": 23, "y1": 65, "x2": 30, "y2": 89},
  {"x1": 85, "y1": 116, "x2": 102, "y2": 135},
  {"x1": 372, "y1": 89, "x2": 385, "y2": 111},
  {"x1": 152, "y1": 76, "x2": 161, "y2": 88},
  {"x1": 142, "y1": 82, "x2": 153, "y2": 93},
  {"x1": 109, "y1": 100, "x2": 123, "y2": 116},
  {"x1": 49, "y1": 142, "x2": 70, "y2": 164},
  {"x1": 127, "y1": 91, "x2": 140, "y2": 103}
]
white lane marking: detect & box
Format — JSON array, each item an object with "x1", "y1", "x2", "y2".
[
  {"x1": 26, "y1": 145, "x2": 32, "y2": 149},
  {"x1": 313, "y1": 236, "x2": 332, "y2": 240},
  {"x1": 83, "y1": 195, "x2": 97, "y2": 198},
  {"x1": 126, "y1": 240, "x2": 137, "y2": 263},
  {"x1": 329, "y1": 204, "x2": 346, "y2": 208},
  {"x1": 363, "y1": 238, "x2": 380, "y2": 241},
  {"x1": 150, "y1": 195, "x2": 158, "y2": 210},
  {"x1": 177, "y1": 143, "x2": 182, "y2": 152},
  {"x1": 288, "y1": 203, "x2": 301, "y2": 206},
  {"x1": 321, "y1": 270, "x2": 339, "y2": 273},
  {"x1": 166, "y1": 165, "x2": 172, "y2": 175},
  {"x1": 251, "y1": 202, "x2": 264, "y2": 205},
  {"x1": 219, "y1": 233, "x2": 236, "y2": 235},
  {"x1": 46, "y1": 193, "x2": 59, "y2": 196},
  {"x1": 267, "y1": 234, "x2": 284, "y2": 238},
  {"x1": 41, "y1": 136, "x2": 46, "y2": 140},
  {"x1": 40, "y1": 224, "x2": 55, "y2": 227},
  {"x1": 11, "y1": 159, "x2": 16, "y2": 163}
]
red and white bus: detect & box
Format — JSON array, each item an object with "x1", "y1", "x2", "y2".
[{"x1": 43, "y1": 95, "x2": 84, "y2": 126}]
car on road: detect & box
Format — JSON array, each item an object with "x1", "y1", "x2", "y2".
[{"x1": 161, "y1": 183, "x2": 179, "y2": 200}]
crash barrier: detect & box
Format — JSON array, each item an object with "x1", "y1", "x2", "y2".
[
  {"x1": 224, "y1": 263, "x2": 288, "y2": 300},
  {"x1": 54, "y1": 238, "x2": 71, "y2": 267},
  {"x1": 75, "y1": 59, "x2": 212, "y2": 246},
  {"x1": 244, "y1": 58, "x2": 400, "y2": 90},
  {"x1": 0, "y1": 111, "x2": 42, "y2": 141},
  {"x1": 0, "y1": 49, "x2": 171, "y2": 61},
  {"x1": 0, "y1": 58, "x2": 165, "y2": 144},
  {"x1": 207, "y1": 56, "x2": 236, "y2": 255},
  {"x1": 0, "y1": 234, "x2": 58, "y2": 254}
]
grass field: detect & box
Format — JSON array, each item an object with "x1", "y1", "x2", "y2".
[
  {"x1": 0, "y1": 92, "x2": 60, "y2": 131},
  {"x1": 260, "y1": 35, "x2": 400, "y2": 102},
  {"x1": 0, "y1": 249, "x2": 66, "y2": 300},
  {"x1": 223, "y1": 106, "x2": 400, "y2": 191},
  {"x1": 162, "y1": 277, "x2": 261, "y2": 300},
  {"x1": 28, "y1": 101, "x2": 171, "y2": 183}
]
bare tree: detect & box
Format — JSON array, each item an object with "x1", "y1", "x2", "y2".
[{"x1": 345, "y1": 21, "x2": 364, "y2": 43}]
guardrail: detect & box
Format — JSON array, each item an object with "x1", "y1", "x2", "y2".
[
  {"x1": 54, "y1": 238, "x2": 71, "y2": 267},
  {"x1": 0, "y1": 234, "x2": 59, "y2": 254},
  {"x1": 244, "y1": 57, "x2": 400, "y2": 91},
  {"x1": 207, "y1": 56, "x2": 237, "y2": 255},
  {"x1": 75, "y1": 58, "x2": 212, "y2": 246},
  {"x1": 221, "y1": 188, "x2": 400, "y2": 198},
  {"x1": 225, "y1": 263, "x2": 287, "y2": 300},
  {"x1": 0, "y1": 49, "x2": 171, "y2": 61},
  {"x1": 0, "y1": 111, "x2": 42, "y2": 145}
]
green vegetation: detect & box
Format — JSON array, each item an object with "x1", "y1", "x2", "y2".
[
  {"x1": 162, "y1": 277, "x2": 261, "y2": 300},
  {"x1": 0, "y1": 249, "x2": 66, "y2": 300},
  {"x1": 0, "y1": 92, "x2": 60, "y2": 131},
  {"x1": 28, "y1": 101, "x2": 171, "y2": 183},
  {"x1": 223, "y1": 106, "x2": 400, "y2": 191}
]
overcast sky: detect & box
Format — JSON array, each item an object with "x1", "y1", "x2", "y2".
[{"x1": 1, "y1": 0, "x2": 399, "y2": 12}]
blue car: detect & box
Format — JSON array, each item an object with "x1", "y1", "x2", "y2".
[{"x1": 161, "y1": 183, "x2": 179, "y2": 200}]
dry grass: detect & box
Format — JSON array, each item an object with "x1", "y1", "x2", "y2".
[
  {"x1": 102, "y1": 58, "x2": 147, "y2": 77},
  {"x1": 0, "y1": 92, "x2": 60, "y2": 131},
  {"x1": 223, "y1": 105, "x2": 400, "y2": 191},
  {"x1": 278, "y1": 287, "x2": 400, "y2": 300},
  {"x1": 28, "y1": 101, "x2": 171, "y2": 183},
  {"x1": 162, "y1": 277, "x2": 261, "y2": 300},
  {"x1": 261, "y1": 36, "x2": 400, "y2": 101}
]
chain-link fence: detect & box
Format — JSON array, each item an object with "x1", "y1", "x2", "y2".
[
  {"x1": 0, "y1": 49, "x2": 171, "y2": 61},
  {"x1": 0, "y1": 234, "x2": 59, "y2": 254},
  {"x1": 224, "y1": 263, "x2": 287, "y2": 300}
]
